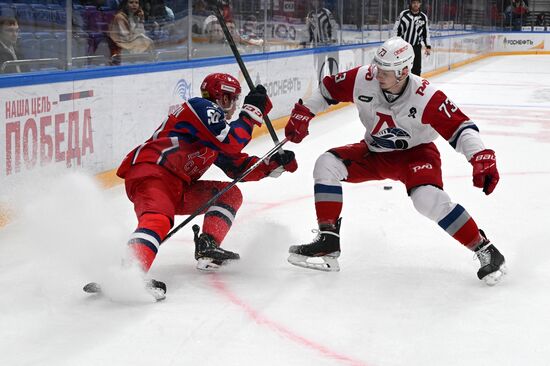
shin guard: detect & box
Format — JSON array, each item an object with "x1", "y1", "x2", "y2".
[
  {"x1": 128, "y1": 213, "x2": 171, "y2": 272},
  {"x1": 203, "y1": 185, "x2": 242, "y2": 244}
]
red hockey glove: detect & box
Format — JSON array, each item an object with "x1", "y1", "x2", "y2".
[
  {"x1": 265, "y1": 150, "x2": 298, "y2": 178},
  {"x1": 470, "y1": 149, "x2": 499, "y2": 195},
  {"x1": 240, "y1": 85, "x2": 272, "y2": 126},
  {"x1": 284, "y1": 100, "x2": 315, "y2": 143}
]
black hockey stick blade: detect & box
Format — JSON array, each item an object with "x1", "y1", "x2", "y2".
[
  {"x1": 82, "y1": 280, "x2": 167, "y2": 301},
  {"x1": 83, "y1": 282, "x2": 101, "y2": 293}
]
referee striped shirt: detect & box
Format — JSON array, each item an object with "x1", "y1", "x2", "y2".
[
  {"x1": 307, "y1": 8, "x2": 337, "y2": 44},
  {"x1": 393, "y1": 9, "x2": 431, "y2": 48}
]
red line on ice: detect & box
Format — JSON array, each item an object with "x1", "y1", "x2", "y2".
[{"x1": 209, "y1": 274, "x2": 370, "y2": 366}]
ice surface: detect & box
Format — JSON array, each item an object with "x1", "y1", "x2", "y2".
[{"x1": 1, "y1": 55, "x2": 549, "y2": 366}]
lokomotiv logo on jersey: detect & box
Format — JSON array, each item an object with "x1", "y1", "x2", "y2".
[{"x1": 370, "y1": 112, "x2": 411, "y2": 150}]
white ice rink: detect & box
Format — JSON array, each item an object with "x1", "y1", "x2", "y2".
[{"x1": 1, "y1": 55, "x2": 550, "y2": 366}]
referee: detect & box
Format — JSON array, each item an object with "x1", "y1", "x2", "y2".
[
  {"x1": 306, "y1": 0, "x2": 338, "y2": 46},
  {"x1": 393, "y1": 0, "x2": 432, "y2": 76}
]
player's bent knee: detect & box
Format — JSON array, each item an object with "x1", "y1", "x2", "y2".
[
  {"x1": 313, "y1": 152, "x2": 348, "y2": 182},
  {"x1": 220, "y1": 183, "x2": 243, "y2": 210},
  {"x1": 410, "y1": 185, "x2": 454, "y2": 222},
  {"x1": 138, "y1": 213, "x2": 172, "y2": 238}
]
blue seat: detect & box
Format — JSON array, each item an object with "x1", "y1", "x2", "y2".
[
  {"x1": 50, "y1": 0, "x2": 67, "y2": 6},
  {"x1": 18, "y1": 31, "x2": 35, "y2": 41},
  {"x1": 72, "y1": 4, "x2": 86, "y2": 31},
  {"x1": 0, "y1": 3, "x2": 15, "y2": 17},
  {"x1": 12, "y1": 4, "x2": 33, "y2": 23},
  {"x1": 42, "y1": 4, "x2": 63, "y2": 26},
  {"x1": 53, "y1": 31, "x2": 66, "y2": 40},
  {"x1": 71, "y1": 35, "x2": 88, "y2": 57},
  {"x1": 19, "y1": 38, "x2": 40, "y2": 60},
  {"x1": 31, "y1": 4, "x2": 52, "y2": 27},
  {"x1": 34, "y1": 31, "x2": 53, "y2": 39},
  {"x1": 12, "y1": 4, "x2": 35, "y2": 31},
  {"x1": 40, "y1": 37, "x2": 59, "y2": 58}
]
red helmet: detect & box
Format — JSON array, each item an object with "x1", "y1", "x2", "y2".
[{"x1": 200, "y1": 73, "x2": 241, "y2": 104}]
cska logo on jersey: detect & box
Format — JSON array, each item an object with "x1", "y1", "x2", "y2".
[{"x1": 370, "y1": 112, "x2": 411, "y2": 150}]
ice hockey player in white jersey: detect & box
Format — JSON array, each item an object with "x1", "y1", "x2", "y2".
[{"x1": 284, "y1": 36, "x2": 506, "y2": 285}]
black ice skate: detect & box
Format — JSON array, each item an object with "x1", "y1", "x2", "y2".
[
  {"x1": 193, "y1": 224, "x2": 240, "y2": 271},
  {"x1": 288, "y1": 218, "x2": 342, "y2": 272},
  {"x1": 474, "y1": 230, "x2": 506, "y2": 286}
]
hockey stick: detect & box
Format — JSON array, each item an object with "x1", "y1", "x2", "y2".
[
  {"x1": 83, "y1": 138, "x2": 288, "y2": 297},
  {"x1": 84, "y1": 140, "x2": 289, "y2": 299},
  {"x1": 83, "y1": 138, "x2": 288, "y2": 301},
  {"x1": 162, "y1": 137, "x2": 289, "y2": 243},
  {"x1": 205, "y1": 0, "x2": 282, "y2": 151}
]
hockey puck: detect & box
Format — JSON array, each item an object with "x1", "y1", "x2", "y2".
[{"x1": 383, "y1": 186, "x2": 393, "y2": 190}]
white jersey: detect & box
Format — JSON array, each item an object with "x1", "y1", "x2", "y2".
[{"x1": 304, "y1": 65, "x2": 484, "y2": 160}]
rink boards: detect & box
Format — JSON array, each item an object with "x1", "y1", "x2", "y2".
[{"x1": 1, "y1": 31, "x2": 550, "y2": 182}]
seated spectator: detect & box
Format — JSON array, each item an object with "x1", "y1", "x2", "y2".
[
  {"x1": 241, "y1": 15, "x2": 264, "y2": 43},
  {"x1": 504, "y1": 4, "x2": 513, "y2": 26},
  {"x1": 202, "y1": 0, "x2": 263, "y2": 48},
  {"x1": 511, "y1": 0, "x2": 529, "y2": 28},
  {"x1": 490, "y1": 4, "x2": 503, "y2": 25},
  {"x1": 535, "y1": 13, "x2": 547, "y2": 26},
  {"x1": 144, "y1": 0, "x2": 175, "y2": 38},
  {"x1": 0, "y1": 17, "x2": 25, "y2": 74},
  {"x1": 193, "y1": 0, "x2": 210, "y2": 16},
  {"x1": 203, "y1": 14, "x2": 263, "y2": 47},
  {"x1": 108, "y1": 0, "x2": 153, "y2": 60}
]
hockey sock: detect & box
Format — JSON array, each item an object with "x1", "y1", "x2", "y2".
[
  {"x1": 411, "y1": 185, "x2": 482, "y2": 249},
  {"x1": 202, "y1": 186, "x2": 242, "y2": 244},
  {"x1": 128, "y1": 213, "x2": 171, "y2": 272},
  {"x1": 314, "y1": 183, "x2": 343, "y2": 226},
  {"x1": 437, "y1": 204, "x2": 482, "y2": 249}
]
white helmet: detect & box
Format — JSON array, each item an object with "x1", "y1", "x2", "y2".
[{"x1": 373, "y1": 37, "x2": 414, "y2": 78}]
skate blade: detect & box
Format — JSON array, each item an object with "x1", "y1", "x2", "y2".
[
  {"x1": 196, "y1": 257, "x2": 237, "y2": 272},
  {"x1": 483, "y1": 263, "x2": 507, "y2": 286},
  {"x1": 146, "y1": 287, "x2": 166, "y2": 301},
  {"x1": 287, "y1": 254, "x2": 340, "y2": 272}
]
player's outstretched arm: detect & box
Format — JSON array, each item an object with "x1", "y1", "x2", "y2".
[{"x1": 216, "y1": 150, "x2": 297, "y2": 182}]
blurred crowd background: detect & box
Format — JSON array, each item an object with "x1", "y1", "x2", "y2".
[{"x1": 0, "y1": 0, "x2": 548, "y2": 74}]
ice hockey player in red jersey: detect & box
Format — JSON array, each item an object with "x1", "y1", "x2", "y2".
[
  {"x1": 116, "y1": 73, "x2": 297, "y2": 289},
  {"x1": 284, "y1": 37, "x2": 506, "y2": 285}
]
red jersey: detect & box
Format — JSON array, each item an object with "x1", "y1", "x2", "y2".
[{"x1": 117, "y1": 97, "x2": 263, "y2": 184}]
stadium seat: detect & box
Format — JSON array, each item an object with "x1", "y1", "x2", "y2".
[
  {"x1": 71, "y1": 34, "x2": 88, "y2": 58},
  {"x1": 12, "y1": 4, "x2": 33, "y2": 24},
  {"x1": 31, "y1": 4, "x2": 52, "y2": 28},
  {"x1": 53, "y1": 31, "x2": 66, "y2": 40},
  {"x1": 40, "y1": 37, "x2": 60, "y2": 58},
  {"x1": 47, "y1": 4, "x2": 65, "y2": 27},
  {"x1": 34, "y1": 31, "x2": 53, "y2": 40},
  {"x1": 19, "y1": 38, "x2": 40, "y2": 60},
  {"x1": 0, "y1": 3, "x2": 15, "y2": 17},
  {"x1": 18, "y1": 31, "x2": 35, "y2": 42}
]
